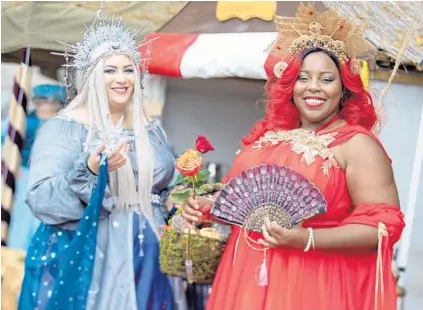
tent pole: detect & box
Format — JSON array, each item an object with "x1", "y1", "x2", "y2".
[{"x1": 397, "y1": 102, "x2": 423, "y2": 286}]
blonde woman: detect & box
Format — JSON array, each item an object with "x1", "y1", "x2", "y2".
[{"x1": 18, "y1": 7, "x2": 186, "y2": 310}]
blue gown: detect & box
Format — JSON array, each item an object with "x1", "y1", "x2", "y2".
[{"x1": 18, "y1": 116, "x2": 186, "y2": 310}]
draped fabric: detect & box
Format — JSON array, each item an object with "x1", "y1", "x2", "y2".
[
  {"x1": 133, "y1": 210, "x2": 174, "y2": 310},
  {"x1": 206, "y1": 125, "x2": 405, "y2": 310},
  {"x1": 17, "y1": 117, "x2": 186, "y2": 310},
  {"x1": 19, "y1": 157, "x2": 108, "y2": 309}
]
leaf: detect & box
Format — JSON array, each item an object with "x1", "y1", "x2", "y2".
[
  {"x1": 170, "y1": 188, "x2": 193, "y2": 204},
  {"x1": 195, "y1": 170, "x2": 210, "y2": 183},
  {"x1": 175, "y1": 174, "x2": 194, "y2": 185},
  {"x1": 175, "y1": 174, "x2": 185, "y2": 184}
]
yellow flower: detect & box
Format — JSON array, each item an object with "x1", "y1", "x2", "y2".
[{"x1": 176, "y1": 149, "x2": 203, "y2": 177}]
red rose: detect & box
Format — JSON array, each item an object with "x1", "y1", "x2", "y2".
[{"x1": 195, "y1": 135, "x2": 215, "y2": 154}]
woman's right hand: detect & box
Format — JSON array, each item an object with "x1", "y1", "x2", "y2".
[
  {"x1": 181, "y1": 196, "x2": 214, "y2": 225},
  {"x1": 87, "y1": 141, "x2": 130, "y2": 175}
]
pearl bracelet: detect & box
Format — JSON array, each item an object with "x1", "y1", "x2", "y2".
[{"x1": 303, "y1": 227, "x2": 315, "y2": 252}]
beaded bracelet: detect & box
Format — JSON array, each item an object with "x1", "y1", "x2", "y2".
[{"x1": 303, "y1": 227, "x2": 315, "y2": 252}]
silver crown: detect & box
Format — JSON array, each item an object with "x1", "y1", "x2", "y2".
[
  {"x1": 52, "y1": 3, "x2": 154, "y2": 101},
  {"x1": 72, "y1": 18, "x2": 141, "y2": 71}
]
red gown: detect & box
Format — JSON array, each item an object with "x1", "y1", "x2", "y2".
[{"x1": 206, "y1": 124, "x2": 405, "y2": 310}]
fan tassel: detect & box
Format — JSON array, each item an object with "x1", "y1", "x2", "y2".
[{"x1": 257, "y1": 255, "x2": 268, "y2": 287}]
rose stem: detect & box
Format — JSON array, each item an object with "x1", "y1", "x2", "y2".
[
  {"x1": 192, "y1": 176, "x2": 197, "y2": 198},
  {"x1": 192, "y1": 176, "x2": 197, "y2": 228}
]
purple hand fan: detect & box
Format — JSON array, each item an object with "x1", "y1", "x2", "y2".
[{"x1": 211, "y1": 164, "x2": 327, "y2": 232}]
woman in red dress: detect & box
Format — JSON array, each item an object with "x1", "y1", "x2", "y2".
[{"x1": 182, "y1": 5, "x2": 405, "y2": 310}]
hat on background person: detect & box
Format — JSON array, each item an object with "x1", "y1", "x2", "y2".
[{"x1": 32, "y1": 84, "x2": 67, "y2": 104}]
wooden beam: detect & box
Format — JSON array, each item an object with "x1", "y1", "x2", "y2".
[{"x1": 370, "y1": 70, "x2": 423, "y2": 85}]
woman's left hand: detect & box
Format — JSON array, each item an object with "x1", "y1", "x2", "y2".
[{"x1": 258, "y1": 218, "x2": 309, "y2": 249}]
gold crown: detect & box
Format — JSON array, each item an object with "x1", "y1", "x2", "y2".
[{"x1": 269, "y1": 3, "x2": 372, "y2": 76}]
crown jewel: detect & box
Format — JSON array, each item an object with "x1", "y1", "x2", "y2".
[
  {"x1": 288, "y1": 21, "x2": 347, "y2": 59},
  {"x1": 52, "y1": 3, "x2": 153, "y2": 100},
  {"x1": 269, "y1": 4, "x2": 371, "y2": 77},
  {"x1": 69, "y1": 18, "x2": 141, "y2": 72}
]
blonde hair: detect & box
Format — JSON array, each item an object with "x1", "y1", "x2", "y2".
[{"x1": 61, "y1": 52, "x2": 156, "y2": 233}]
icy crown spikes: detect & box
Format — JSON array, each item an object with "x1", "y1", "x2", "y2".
[{"x1": 68, "y1": 18, "x2": 141, "y2": 72}]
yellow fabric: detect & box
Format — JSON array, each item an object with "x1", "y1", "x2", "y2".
[
  {"x1": 216, "y1": 1, "x2": 276, "y2": 21},
  {"x1": 360, "y1": 60, "x2": 370, "y2": 91},
  {"x1": 1, "y1": 1, "x2": 188, "y2": 53}
]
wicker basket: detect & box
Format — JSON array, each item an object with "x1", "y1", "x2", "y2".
[{"x1": 159, "y1": 227, "x2": 226, "y2": 284}]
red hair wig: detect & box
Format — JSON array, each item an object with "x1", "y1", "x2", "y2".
[{"x1": 242, "y1": 48, "x2": 378, "y2": 146}]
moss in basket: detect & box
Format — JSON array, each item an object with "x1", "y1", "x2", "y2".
[
  {"x1": 160, "y1": 229, "x2": 226, "y2": 282},
  {"x1": 180, "y1": 233, "x2": 225, "y2": 282},
  {"x1": 198, "y1": 183, "x2": 223, "y2": 196},
  {"x1": 159, "y1": 229, "x2": 186, "y2": 276}
]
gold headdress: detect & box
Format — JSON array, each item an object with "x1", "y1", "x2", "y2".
[{"x1": 269, "y1": 3, "x2": 372, "y2": 78}]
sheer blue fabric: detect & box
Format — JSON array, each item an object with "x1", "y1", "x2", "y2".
[{"x1": 18, "y1": 157, "x2": 108, "y2": 310}]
